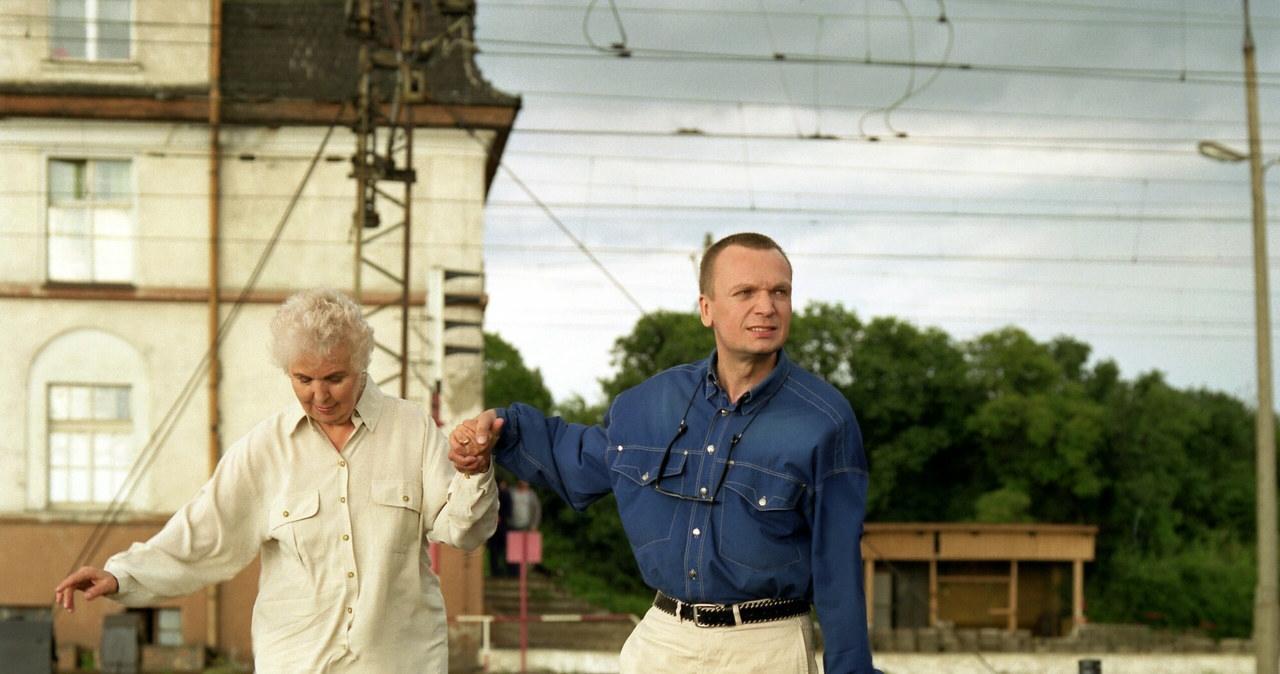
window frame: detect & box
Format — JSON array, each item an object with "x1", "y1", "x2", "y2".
[
  {"x1": 44, "y1": 156, "x2": 137, "y2": 286},
  {"x1": 46, "y1": 383, "x2": 135, "y2": 507},
  {"x1": 48, "y1": 0, "x2": 134, "y2": 62}
]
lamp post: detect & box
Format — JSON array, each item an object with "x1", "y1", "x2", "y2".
[{"x1": 1198, "y1": 3, "x2": 1277, "y2": 672}]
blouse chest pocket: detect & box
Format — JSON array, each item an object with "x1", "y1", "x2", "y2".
[
  {"x1": 717, "y1": 466, "x2": 806, "y2": 572},
  {"x1": 269, "y1": 490, "x2": 321, "y2": 565},
  {"x1": 371, "y1": 479, "x2": 422, "y2": 554}
]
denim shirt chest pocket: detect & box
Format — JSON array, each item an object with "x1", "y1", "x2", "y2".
[
  {"x1": 608, "y1": 444, "x2": 689, "y2": 551},
  {"x1": 718, "y1": 465, "x2": 807, "y2": 571},
  {"x1": 371, "y1": 479, "x2": 423, "y2": 554},
  {"x1": 269, "y1": 490, "x2": 322, "y2": 566}
]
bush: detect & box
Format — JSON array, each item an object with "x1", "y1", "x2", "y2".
[{"x1": 1088, "y1": 534, "x2": 1253, "y2": 638}]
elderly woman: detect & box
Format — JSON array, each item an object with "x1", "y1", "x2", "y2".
[{"x1": 55, "y1": 287, "x2": 497, "y2": 672}]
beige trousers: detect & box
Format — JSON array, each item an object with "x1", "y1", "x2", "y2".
[{"x1": 619, "y1": 605, "x2": 819, "y2": 674}]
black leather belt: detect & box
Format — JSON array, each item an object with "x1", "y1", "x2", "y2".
[{"x1": 653, "y1": 590, "x2": 809, "y2": 628}]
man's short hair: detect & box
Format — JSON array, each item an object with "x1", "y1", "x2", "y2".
[{"x1": 698, "y1": 233, "x2": 792, "y2": 296}]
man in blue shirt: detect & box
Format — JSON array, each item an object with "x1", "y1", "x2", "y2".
[{"x1": 451, "y1": 233, "x2": 878, "y2": 673}]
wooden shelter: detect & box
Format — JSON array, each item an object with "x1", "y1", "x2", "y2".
[{"x1": 862, "y1": 523, "x2": 1097, "y2": 634}]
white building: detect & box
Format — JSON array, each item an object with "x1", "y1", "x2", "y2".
[{"x1": 0, "y1": 0, "x2": 518, "y2": 667}]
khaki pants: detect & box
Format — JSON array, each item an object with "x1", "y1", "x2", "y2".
[{"x1": 619, "y1": 605, "x2": 819, "y2": 674}]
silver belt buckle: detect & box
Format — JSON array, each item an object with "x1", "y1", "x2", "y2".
[{"x1": 690, "y1": 603, "x2": 721, "y2": 627}]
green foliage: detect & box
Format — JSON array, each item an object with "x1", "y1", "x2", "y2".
[
  {"x1": 554, "y1": 393, "x2": 608, "y2": 426},
  {"x1": 481, "y1": 332, "x2": 648, "y2": 615},
  {"x1": 484, "y1": 332, "x2": 554, "y2": 412},
  {"x1": 484, "y1": 303, "x2": 1274, "y2": 638},
  {"x1": 600, "y1": 310, "x2": 714, "y2": 400},
  {"x1": 974, "y1": 486, "x2": 1033, "y2": 523},
  {"x1": 1088, "y1": 533, "x2": 1254, "y2": 638},
  {"x1": 538, "y1": 493, "x2": 653, "y2": 616}
]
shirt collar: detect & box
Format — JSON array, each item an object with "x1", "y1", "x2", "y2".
[
  {"x1": 287, "y1": 374, "x2": 385, "y2": 435},
  {"x1": 702, "y1": 348, "x2": 791, "y2": 414}
]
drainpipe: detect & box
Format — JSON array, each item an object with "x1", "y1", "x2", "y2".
[{"x1": 206, "y1": 0, "x2": 223, "y2": 653}]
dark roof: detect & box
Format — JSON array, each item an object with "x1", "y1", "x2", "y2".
[
  {"x1": 220, "y1": 0, "x2": 520, "y2": 109},
  {"x1": 0, "y1": 0, "x2": 519, "y2": 120}
]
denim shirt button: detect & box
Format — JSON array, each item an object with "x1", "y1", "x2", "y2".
[{"x1": 692, "y1": 528, "x2": 701, "y2": 537}]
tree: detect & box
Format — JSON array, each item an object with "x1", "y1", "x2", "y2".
[
  {"x1": 600, "y1": 310, "x2": 714, "y2": 400},
  {"x1": 483, "y1": 332, "x2": 554, "y2": 412},
  {"x1": 483, "y1": 330, "x2": 649, "y2": 614},
  {"x1": 486, "y1": 306, "x2": 1270, "y2": 637}
]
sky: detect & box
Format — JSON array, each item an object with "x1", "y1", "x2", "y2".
[{"x1": 468, "y1": 0, "x2": 1280, "y2": 407}]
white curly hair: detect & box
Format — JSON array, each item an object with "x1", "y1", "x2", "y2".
[{"x1": 269, "y1": 287, "x2": 375, "y2": 373}]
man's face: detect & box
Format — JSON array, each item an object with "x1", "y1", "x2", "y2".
[
  {"x1": 698, "y1": 245, "x2": 793, "y2": 363},
  {"x1": 288, "y1": 346, "x2": 364, "y2": 429}
]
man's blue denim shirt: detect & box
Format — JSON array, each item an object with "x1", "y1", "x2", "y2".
[{"x1": 493, "y1": 349, "x2": 876, "y2": 673}]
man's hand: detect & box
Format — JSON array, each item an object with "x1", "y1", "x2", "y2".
[
  {"x1": 54, "y1": 566, "x2": 119, "y2": 613},
  {"x1": 449, "y1": 409, "x2": 503, "y2": 475}
]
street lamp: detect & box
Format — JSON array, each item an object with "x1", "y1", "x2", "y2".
[
  {"x1": 1200, "y1": 136, "x2": 1278, "y2": 674},
  {"x1": 1198, "y1": 4, "x2": 1277, "y2": 672},
  {"x1": 1198, "y1": 140, "x2": 1249, "y2": 164}
]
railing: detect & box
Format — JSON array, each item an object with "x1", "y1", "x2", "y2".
[{"x1": 455, "y1": 612, "x2": 640, "y2": 673}]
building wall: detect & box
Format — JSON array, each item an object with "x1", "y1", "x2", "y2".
[
  {"x1": 0, "y1": 115, "x2": 496, "y2": 667},
  {"x1": 0, "y1": 0, "x2": 505, "y2": 664},
  {"x1": 0, "y1": 0, "x2": 210, "y2": 87}
]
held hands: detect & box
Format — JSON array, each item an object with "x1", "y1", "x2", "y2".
[
  {"x1": 54, "y1": 566, "x2": 119, "y2": 613},
  {"x1": 448, "y1": 409, "x2": 503, "y2": 475}
]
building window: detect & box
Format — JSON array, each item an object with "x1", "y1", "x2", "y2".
[
  {"x1": 155, "y1": 608, "x2": 183, "y2": 646},
  {"x1": 49, "y1": 0, "x2": 131, "y2": 61},
  {"x1": 47, "y1": 384, "x2": 133, "y2": 504},
  {"x1": 47, "y1": 158, "x2": 135, "y2": 284},
  {"x1": 124, "y1": 608, "x2": 183, "y2": 646}
]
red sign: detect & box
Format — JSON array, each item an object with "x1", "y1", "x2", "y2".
[{"x1": 506, "y1": 531, "x2": 542, "y2": 564}]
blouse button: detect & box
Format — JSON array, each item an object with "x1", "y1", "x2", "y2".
[
  {"x1": 282, "y1": 511, "x2": 289, "y2": 517},
  {"x1": 347, "y1": 572, "x2": 355, "y2": 578},
  {"x1": 402, "y1": 495, "x2": 410, "y2": 502},
  {"x1": 339, "y1": 460, "x2": 346, "y2": 467},
  {"x1": 346, "y1": 607, "x2": 353, "y2": 614},
  {"x1": 340, "y1": 496, "x2": 346, "y2": 504},
  {"x1": 342, "y1": 534, "x2": 350, "y2": 541}
]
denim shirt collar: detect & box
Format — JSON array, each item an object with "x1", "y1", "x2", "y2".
[{"x1": 702, "y1": 348, "x2": 791, "y2": 414}]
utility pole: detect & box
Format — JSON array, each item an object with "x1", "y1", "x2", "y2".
[{"x1": 1242, "y1": 1, "x2": 1279, "y2": 671}]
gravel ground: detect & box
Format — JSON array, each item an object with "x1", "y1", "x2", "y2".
[{"x1": 483, "y1": 649, "x2": 1254, "y2": 673}]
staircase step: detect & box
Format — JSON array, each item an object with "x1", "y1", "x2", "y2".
[{"x1": 481, "y1": 571, "x2": 639, "y2": 651}]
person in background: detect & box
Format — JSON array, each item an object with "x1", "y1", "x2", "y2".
[
  {"x1": 55, "y1": 287, "x2": 497, "y2": 673},
  {"x1": 507, "y1": 479, "x2": 541, "y2": 533},
  {"x1": 451, "y1": 233, "x2": 880, "y2": 673}
]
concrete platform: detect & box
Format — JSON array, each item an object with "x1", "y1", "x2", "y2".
[{"x1": 478, "y1": 649, "x2": 1254, "y2": 674}]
